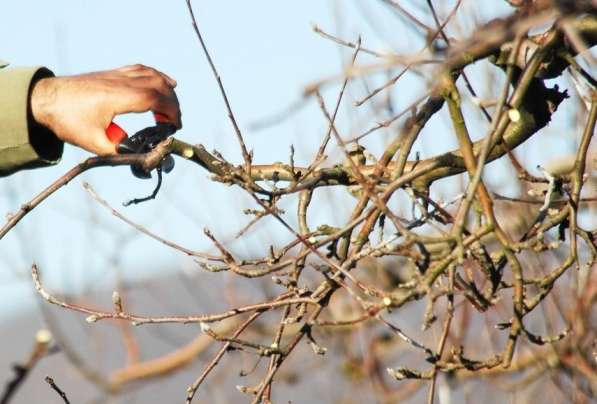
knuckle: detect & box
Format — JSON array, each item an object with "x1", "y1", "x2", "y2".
[
  {"x1": 143, "y1": 76, "x2": 170, "y2": 96},
  {"x1": 121, "y1": 63, "x2": 145, "y2": 71},
  {"x1": 145, "y1": 66, "x2": 161, "y2": 77},
  {"x1": 153, "y1": 75, "x2": 170, "y2": 90},
  {"x1": 140, "y1": 88, "x2": 161, "y2": 103}
]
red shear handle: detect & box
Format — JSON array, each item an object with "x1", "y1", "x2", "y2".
[
  {"x1": 105, "y1": 113, "x2": 170, "y2": 144},
  {"x1": 106, "y1": 122, "x2": 127, "y2": 144}
]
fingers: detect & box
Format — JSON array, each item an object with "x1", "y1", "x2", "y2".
[
  {"x1": 142, "y1": 89, "x2": 182, "y2": 128},
  {"x1": 89, "y1": 128, "x2": 119, "y2": 156},
  {"x1": 117, "y1": 64, "x2": 177, "y2": 87},
  {"x1": 114, "y1": 86, "x2": 182, "y2": 129},
  {"x1": 113, "y1": 64, "x2": 182, "y2": 128}
]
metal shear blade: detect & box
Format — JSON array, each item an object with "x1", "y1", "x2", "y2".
[{"x1": 117, "y1": 122, "x2": 177, "y2": 179}]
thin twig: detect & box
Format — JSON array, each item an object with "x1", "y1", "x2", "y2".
[
  {"x1": 184, "y1": 0, "x2": 252, "y2": 168},
  {"x1": 44, "y1": 377, "x2": 70, "y2": 404}
]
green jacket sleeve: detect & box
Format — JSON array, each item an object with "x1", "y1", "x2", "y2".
[{"x1": 0, "y1": 62, "x2": 64, "y2": 176}]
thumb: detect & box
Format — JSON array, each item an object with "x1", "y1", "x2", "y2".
[{"x1": 89, "y1": 127, "x2": 119, "y2": 156}]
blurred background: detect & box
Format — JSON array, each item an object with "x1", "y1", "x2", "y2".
[{"x1": 1, "y1": 1, "x2": 594, "y2": 403}]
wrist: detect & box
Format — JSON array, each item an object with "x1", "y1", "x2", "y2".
[
  {"x1": 31, "y1": 77, "x2": 57, "y2": 130},
  {"x1": 27, "y1": 69, "x2": 65, "y2": 163}
]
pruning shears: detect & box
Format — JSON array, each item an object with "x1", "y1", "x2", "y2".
[{"x1": 105, "y1": 113, "x2": 178, "y2": 204}]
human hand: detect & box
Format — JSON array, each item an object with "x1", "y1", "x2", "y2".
[{"x1": 30, "y1": 64, "x2": 182, "y2": 156}]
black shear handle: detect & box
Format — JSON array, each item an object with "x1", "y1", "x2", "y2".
[
  {"x1": 105, "y1": 112, "x2": 171, "y2": 146},
  {"x1": 105, "y1": 113, "x2": 176, "y2": 179}
]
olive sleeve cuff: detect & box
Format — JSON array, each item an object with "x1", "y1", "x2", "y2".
[{"x1": 0, "y1": 66, "x2": 64, "y2": 176}]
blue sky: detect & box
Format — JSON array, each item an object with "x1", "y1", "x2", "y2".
[
  {"x1": 2, "y1": 0, "x2": 583, "y2": 321},
  {"x1": 0, "y1": 0, "x2": 398, "y2": 318}
]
